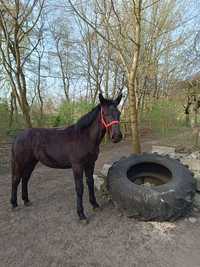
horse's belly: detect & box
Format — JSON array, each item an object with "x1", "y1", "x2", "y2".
[
  {"x1": 38, "y1": 151, "x2": 72, "y2": 169},
  {"x1": 40, "y1": 160, "x2": 72, "y2": 169}
]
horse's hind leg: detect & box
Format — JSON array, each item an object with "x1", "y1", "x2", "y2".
[
  {"x1": 11, "y1": 175, "x2": 21, "y2": 208},
  {"x1": 11, "y1": 158, "x2": 22, "y2": 208},
  {"x1": 21, "y1": 160, "x2": 38, "y2": 206}
]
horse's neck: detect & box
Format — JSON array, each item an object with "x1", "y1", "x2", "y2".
[{"x1": 88, "y1": 111, "x2": 106, "y2": 146}]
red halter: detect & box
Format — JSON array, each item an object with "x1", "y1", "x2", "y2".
[{"x1": 100, "y1": 108, "x2": 119, "y2": 129}]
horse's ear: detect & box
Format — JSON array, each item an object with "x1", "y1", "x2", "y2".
[
  {"x1": 115, "y1": 93, "x2": 122, "y2": 106},
  {"x1": 99, "y1": 93, "x2": 106, "y2": 104}
]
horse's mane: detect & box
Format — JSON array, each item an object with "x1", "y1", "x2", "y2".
[
  {"x1": 75, "y1": 99, "x2": 116, "y2": 130},
  {"x1": 75, "y1": 104, "x2": 101, "y2": 130}
]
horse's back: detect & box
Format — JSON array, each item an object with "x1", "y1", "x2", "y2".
[
  {"x1": 12, "y1": 127, "x2": 74, "y2": 168},
  {"x1": 13, "y1": 127, "x2": 60, "y2": 145},
  {"x1": 12, "y1": 128, "x2": 37, "y2": 160}
]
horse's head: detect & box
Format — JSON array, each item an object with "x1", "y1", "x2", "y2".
[{"x1": 99, "y1": 93, "x2": 123, "y2": 143}]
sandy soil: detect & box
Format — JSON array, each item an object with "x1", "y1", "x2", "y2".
[{"x1": 0, "y1": 138, "x2": 200, "y2": 267}]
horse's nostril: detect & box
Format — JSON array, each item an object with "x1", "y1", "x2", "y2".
[{"x1": 111, "y1": 133, "x2": 122, "y2": 142}]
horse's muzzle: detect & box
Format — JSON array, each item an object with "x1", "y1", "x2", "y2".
[{"x1": 111, "y1": 132, "x2": 123, "y2": 143}]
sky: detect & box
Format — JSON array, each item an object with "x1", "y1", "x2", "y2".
[
  {"x1": 43, "y1": 0, "x2": 200, "y2": 93},
  {"x1": 1, "y1": 0, "x2": 200, "y2": 101}
]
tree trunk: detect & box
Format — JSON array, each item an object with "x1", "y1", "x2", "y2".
[
  {"x1": 56, "y1": 39, "x2": 70, "y2": 102},
  {"x1": 20, "y1": 72, "x2": 32, "y2": 128},
  {"x1": 23, "y1": 110, "x2": 32, "y2": 128},
  {"x1": 185, "y1": 113, "x2": 190, "y2": 126},
  {"x1": 21, "y1": 97, "x2": 32, "y2": 128},
  {"x1": 9, "y1": 92, "x2": 15, "y2": 128},
  {"x1": 128, "y1": 72, "x2": 141, "y2": 153},
  {"x1": 127, "y1": 0, "x2": 142, "y2": 154}
]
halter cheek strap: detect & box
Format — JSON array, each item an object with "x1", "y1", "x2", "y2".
[{"x1": 101, "y1": 108, "x2": 119, "y2": 129}]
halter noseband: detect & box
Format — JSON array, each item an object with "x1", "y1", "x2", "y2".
[{"x1": 100, "y1": 108, "x2": 119, "y2": 129}]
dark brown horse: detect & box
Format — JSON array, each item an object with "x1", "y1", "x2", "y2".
[{"x1": 11, "y1": 93, "x2": 122, "y2": 221}]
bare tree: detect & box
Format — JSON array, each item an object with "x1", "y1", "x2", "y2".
[
  {"x1": 79, "y1": 22, "x2": 105, "y2": 103},
  {"x1": 49, "y1": 18, "x2": 74, "y2": 102},
  {"x1": 0, "y1": 0, "x2": 44, "y2": 127},
  {"x1": 68, "y1": 0, "x2": 143, "y2": 153}
]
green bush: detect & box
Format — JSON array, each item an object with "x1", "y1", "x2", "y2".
[
  {"x1": 0, "y1": 101, "x2": 10, "y2": 138},
  {"x1": 0, "y1": 98, "x2": 96, "y2": 140},
  {"x1": 54, "y1": 100, "x2": 95, "y2": 127},
  {"x1": 0, "y1": 100, "x2": 27, "y2": 139},
  {"x1": 141, "y1": 99, "x2": 187, "y2": 137}
]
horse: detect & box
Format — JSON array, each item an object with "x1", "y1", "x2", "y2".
[{"x1": 10, "y1": 93, "x2": 122, "y2": 222}]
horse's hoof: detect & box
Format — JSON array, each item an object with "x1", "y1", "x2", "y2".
[
  {"x1": 79, "y1": 218, "x2": 89, "y2": 225},
  {"x1": 11, "y1": 201, "x2": 18, "y2": 209},
  {"x1": 93, "y1": 205, "x2": 102, "y2": 212},
  {"x1": 11, "y1": 205, "x2": 19, "y2": 211},
  {"x1": 93, "y1": 202, "x2": 101, "y2": 211},
  {"x1": 24, "y1": 200, "x2": 32, "y2": 207}
]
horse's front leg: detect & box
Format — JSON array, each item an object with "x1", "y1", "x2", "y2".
[
  {"x1": 72, "y1": 163, "x2": 87, "y2": 221},
  {"x1": 84, "y1": 163, "x2": 100, "y2": 210}
]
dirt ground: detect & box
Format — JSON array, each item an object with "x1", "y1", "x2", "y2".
[{"x1": 1, "y1": 138, "x2": 200, "y2": 267}]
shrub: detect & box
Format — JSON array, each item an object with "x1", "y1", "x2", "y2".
[
  {"x1": 141, "y1": 99, "x2": 187, "y2": 136},
  {"x1": 55, "y1": 100, "x2": 94, "y2": 127}
]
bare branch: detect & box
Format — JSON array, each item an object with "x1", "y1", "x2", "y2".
[{"x1": 67, "y1": 0, "x2": 120, "y2": 52}]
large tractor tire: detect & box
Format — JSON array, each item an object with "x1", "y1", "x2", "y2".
[{"x1": 108, "y1": 153, "x2": 196, "y2": 221}]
